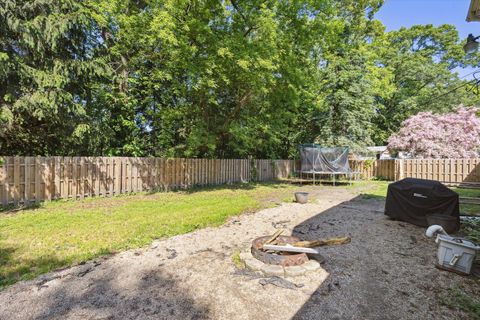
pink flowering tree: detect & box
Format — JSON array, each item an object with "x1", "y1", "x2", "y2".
[{"x1": 387, "y1": 107, "x2": 480, "y2": 158}]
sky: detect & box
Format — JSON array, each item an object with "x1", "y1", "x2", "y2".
[{"x1": 376, "y1": 0, "x2": 477, "y2": 79}]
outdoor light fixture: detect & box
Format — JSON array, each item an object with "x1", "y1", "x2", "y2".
[{"x1": 464, "y1": 34, "x2": 480, "y2": 53}]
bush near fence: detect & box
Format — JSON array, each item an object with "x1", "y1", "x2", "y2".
[{"x1": 1, "y1": 157, "x2": 480, "y2": 205}]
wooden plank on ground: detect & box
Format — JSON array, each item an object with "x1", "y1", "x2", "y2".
[
  {"x1": 292, "y1": 237, "x2": 351, "y2": 247},
  {"x1": 262, "y1": 244, "x2": 320, "y2": 254}
]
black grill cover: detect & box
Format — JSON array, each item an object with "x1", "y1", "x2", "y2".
[{"x1": 384, "y1": 178, "x2": 459, "y2": 227}]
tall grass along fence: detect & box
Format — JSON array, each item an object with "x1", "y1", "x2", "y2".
[{"x1": 0, "y1": 157, "x2": 296, "y2": 206}]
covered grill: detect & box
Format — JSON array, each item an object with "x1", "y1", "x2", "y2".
[{"x1": 384, "y1": 178, "x2": 460, "y2": 229}]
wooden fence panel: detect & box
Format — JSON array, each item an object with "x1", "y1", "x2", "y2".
[
  {"x1": 394, "y1": 158, "x2": 480, "y2": 185},
  {"x1": 2, "y1": 156, "x2": 480, "y2": 205}
]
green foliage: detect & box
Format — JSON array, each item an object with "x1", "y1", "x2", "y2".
[
  {"x1": 0, "y1": 0, "x2": 110, "y2": 155},
  {"x1": 461, "y1": 219, "x2": 480, "y2": 243},
  {"x1": 363, "y1": 159, "x2": 375, "y2": 170},
  {"x1": 441, "y1": 288, "x2": 480, "y2": 320},
  {"x1": 371, "y1": 24, "x2": 480, "y2": 144},
  {"x1": 1, "y1": 0, "x2": 478, "y2": 157},
  {"x1": 231, "y1": 249, "x2": 245, "y2": 269},
  {"x1": 250, "y1": 158, "x2": 258, "y2": 181},
  {"x1": 451, "y1": 187, "x2": 480, "y2": 216}
]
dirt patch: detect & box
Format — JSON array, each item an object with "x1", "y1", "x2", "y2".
[{"x1": 0, "y1": 187, "x2": 477, "y2": 319}]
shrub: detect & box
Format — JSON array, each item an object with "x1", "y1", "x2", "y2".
[{"x1": 388, "y1": 107, "x2": 480, "y2": 158}]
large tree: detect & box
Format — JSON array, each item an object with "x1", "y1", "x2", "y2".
[
  {"x1": 371, "y1": 24, "x2": 480, "y2": 144},
  {"x1": 0, "y1": 0, "x2": 109, "y2": 155},
  {"x1": 1, "y1": 0, "x2": 479, "y2": 158}
]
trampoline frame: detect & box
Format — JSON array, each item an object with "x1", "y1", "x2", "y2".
[
  {"x1": 298, "y1": 144, "x2": 360, "y2": 185},
  {"x1": 299, "y1": 170, "x2": 360, "y2": 186}
]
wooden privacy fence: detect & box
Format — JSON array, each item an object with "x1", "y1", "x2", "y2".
[
  {"x1": 2, "y1": 156, "x2": 480, "y2": 206},
  {"x1": 0, "y1": 157, "x2": 297, "y2": 206},
  {"x1": 399, "y1": 159, "x2": 480, "y2": 184},
  {"x1": 350, "y1": 158, "x2": 480, "y2": 184},
  {"x1": 349, "y1": 159, "x2": 397, "y2": 180}
]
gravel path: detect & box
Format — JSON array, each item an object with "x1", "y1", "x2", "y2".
[{"x1": 0, "y1": 187, "x2": 477, "y2": 320}]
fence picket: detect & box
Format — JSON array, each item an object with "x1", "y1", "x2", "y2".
[
  {"x1": 2, "y1": 157, "x2": 480, "y2": 205},
  {"x1": 1, "y1": 158, "x2": 8, "y2": 206}
]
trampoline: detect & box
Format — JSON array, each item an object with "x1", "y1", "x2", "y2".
[{"x1": 298, "y1": 144, "x2": 360, "y2": 185}]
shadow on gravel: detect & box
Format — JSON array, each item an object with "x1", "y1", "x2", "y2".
[
  {"x1": 290, "y1": 195, "x2": 397, "y2": 320},
  {"x1": 290, "y1": 194, "x2": 478, "y2": 320},
  {"x1": 33, "y1": 268, "x2": 210, "y2": 320}
]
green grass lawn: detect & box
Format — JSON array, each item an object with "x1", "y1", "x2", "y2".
[
  {"x1": 0, "y1": 183, "x2": 299, "y2": 287},
  {"x1": 0, "y1": 180, "x2": 478, "y2": 289},
  {"x1": 441, "y1": 288, "x2": 480, "y2": 320}
]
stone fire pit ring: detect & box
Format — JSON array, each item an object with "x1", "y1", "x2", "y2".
[
  {"x1": 239, "y1": 235, "x2": 322, "y2": 277},
  {"x1": 251, "y1": 235, "x2": 309, "y2": 267}
]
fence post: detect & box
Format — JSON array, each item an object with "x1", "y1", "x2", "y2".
[
  {"x1": 1, "y1": 157, "x2": 7, "y2": 206},
  {"x1": 394, "y1": 159, "x2": 404, "y2": 181},
  {"x1": 13, "y1": 157, "x2": 20, "y2": 205}
]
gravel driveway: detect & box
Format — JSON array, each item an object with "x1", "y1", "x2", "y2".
[{"x1": 0, "y1": 187, "x2": 477, "y2": 320}]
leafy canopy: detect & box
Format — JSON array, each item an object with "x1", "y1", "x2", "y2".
[{"x1": 1, "y1": 0, "x2": 479, "y2": 157}]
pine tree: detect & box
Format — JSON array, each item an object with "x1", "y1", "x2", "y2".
[{"x1": 0, "y1": 0, "x2": 108, "y2": 154}]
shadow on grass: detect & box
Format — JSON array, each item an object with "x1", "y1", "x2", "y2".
[
  {"x1": 0, "y1": 248, "x2": 68, "y2": 288},
  {"x1": 0, "y1": 181, "x2": 325, "y2": 283},
  {"x1": 0, "y1": 246, "x2": 15, "y2": 268},
  {"x1": 144, "y1": 181, "x2": 293, "y2": 196},
  {"x1": 0, "y1": 182, "x2": 293, "y2": 214},
  {"x1": 0, "y1": 202, "x2": 43, "y2": 214},
  {"x1": 279, "y1": 178, "x2": 353, "y2": 187},
  {"x1": 360, "y1": 193, "x2": 386, "y2": 200}
]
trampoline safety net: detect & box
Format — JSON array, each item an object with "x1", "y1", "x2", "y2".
[{"x1": 299, "y1": 144, "x2": 351, "y2": 173}]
